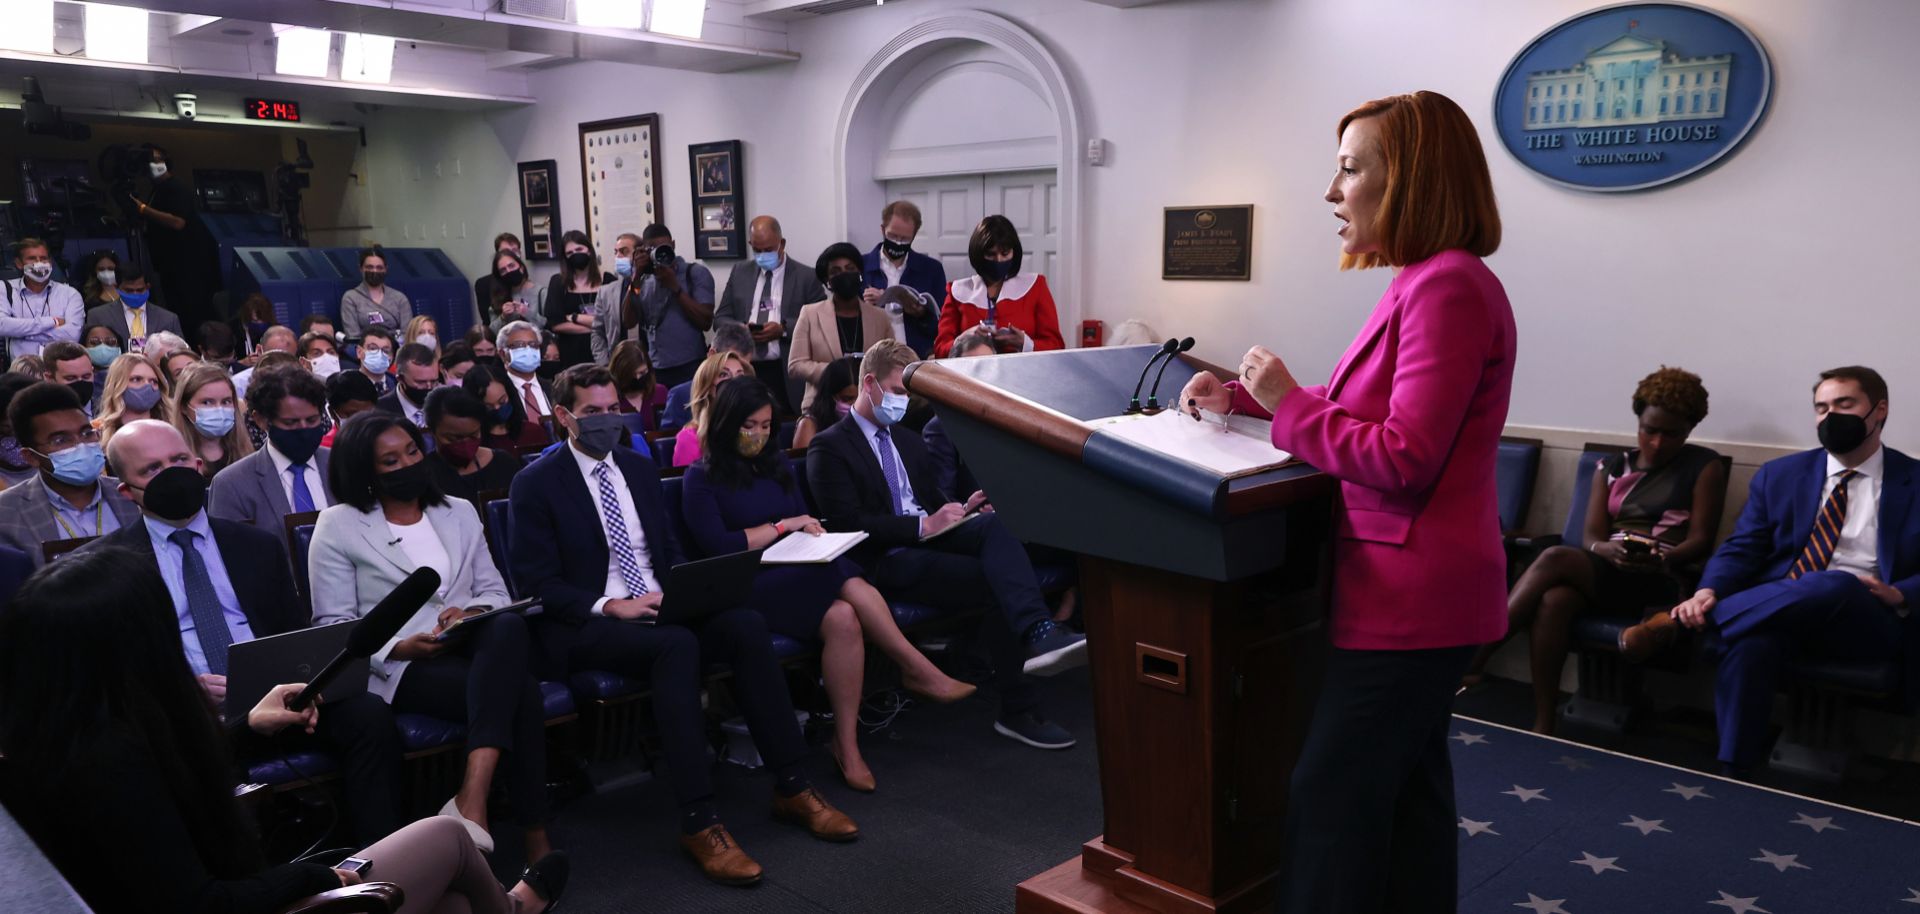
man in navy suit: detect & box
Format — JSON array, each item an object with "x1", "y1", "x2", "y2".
[
  {"x1": 96, "y1": 419, "x2": 402, "y2": 843},
  {"x1": 861, "y1": 201, "x2": 944, "y2": 358},
  {"x1": 509, "y1": 364, "x2": 855, "y2": 887},
  {"x1": 1622, "y1": 366, "x2": 1918, "y2": 776}
]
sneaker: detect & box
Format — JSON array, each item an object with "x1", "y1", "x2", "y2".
[
  {"x1": 1022, "y1": 621, "x2": 1088, "y2": 676},
  {"x1": 994, "y1": 711, "x2": 1076, "y2": 750}
]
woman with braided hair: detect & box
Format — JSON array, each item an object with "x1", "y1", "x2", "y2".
[{"x1": 1461, "y1": 366, "x2": 1725, "y2": 733}]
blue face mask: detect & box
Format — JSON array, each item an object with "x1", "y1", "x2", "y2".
[
  {"x1": 87, "y1": 344, "x2": 120, "y2": 368},
  {"x1": 874, "y1": 390, "x2": 909, "y2": 427},
  {"x1": 192, "y1": 406, "x2": 236, "y2": 439},
  {"x1": 614, "y1": 256, "x2": 633, "y2": 278},
  {"x1": 39, "y1": 442, "x2": 105, "y2": 486},
  {"x1": 362, "y1": 348, "x2": 392, "y2": 374},
  {"x1": 984, "y1": 259, "x2": 1015, "y2": 282},
  {"x1": 754, "y1": 251, "x2": 781, "y2": 273},
  {"x1": 493, "y1": 402, "x2": 515, "y2": 423},
  {"x1": 509, "y1": 347, "x2": 542, "y2": 374},
  {"x1": 121, "y1": 290, "x2": 151, "y2": 309}
]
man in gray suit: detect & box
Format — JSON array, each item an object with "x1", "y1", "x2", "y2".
[
  {"x1": 81, "y1": 264, "x2": 183, "y2": 351},
  {"x1": 208, "y1": 367, "x2": 333, "y2": 553},
  {"x1": 717, "y1": 216, "x2": 824, "y2": 415},
  {"x1": 0, "y1": 382, "x2": 139, "y2": 566}
]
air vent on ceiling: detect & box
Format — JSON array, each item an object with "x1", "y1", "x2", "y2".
[{"x1": 501, "y1": 0, "x2": 568, "y2": 22}]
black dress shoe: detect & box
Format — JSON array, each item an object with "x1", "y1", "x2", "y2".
[{"x1": 521, "y1": 850, "x2": 570, "y2": 912}]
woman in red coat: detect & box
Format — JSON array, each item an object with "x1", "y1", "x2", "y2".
[
  {"x1": 934, "y1": 215, "x2": 1064, "y2": 357},
  {"x1": 1183, "y1": 91, "x2": 1512, "y2": 914}
]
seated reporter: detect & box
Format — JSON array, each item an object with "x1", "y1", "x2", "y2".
[
  {"x1": 673, "y1": 350, "x2": 751, "y2": 468},
  {"x1": 464, "y1": 361, "x2": 552, "y2": 452},
  {"x1": 1620, "y1": 366, "x2": 1919, "y2": 777},
  {"x1": 171, "y1": 362, "x2": 251, "y2": 479},
  {"x1": 0, "y1": 547, "x2": 566, "y2": 914},
  {"x1": 377, "y1": 343, "x2": 442, "y2": 430},
  {"x1": 207, "y1": 367, "x2": 329, "y2": 554},
  {"x1": 94, "y1": 419, "x2": 403, "y2": 844},
  {"x1": 510, "y1": 364, "x2": 857, "y2": 886},
  {"x1": 684, "y1": 378, "x2": 973, "y2": 792},
  {"x1": 95, "y1": 352, "x2": 174, "y2": 449},
  {"x1": 921, "y1": 327, "x2": 998, "y2": 498},
  {"x1": 791, "y1": 356, "x2": 860, "y2": 451},
  {"x1": 424, "y1": 387, "x2": 525, "y2": 503},
  {"x1": 1462, "y1": 367, "x2": 1724, "y2": 733},
  {"x1": 660, "y1": 320, "x2": 755, "y2": 433},
  {"x1": 0, "y1": 381, "x2": 139, "y2": 567},
  {"x1": 806, "y1": 340, "x2": 1086, "y2": 749},
  {"x1": 310, "y1": 411, "x2": 553, "y2": 862},
  {"x1": 321, "y1": 369, "x2": 380, "y2": 448},
  {"x1": 610, "y1": 340, "x2": 668, "y2": 433}
]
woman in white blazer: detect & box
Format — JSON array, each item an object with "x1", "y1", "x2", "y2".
[{"x1": 310, "y1": 411, "x2": 553, "y2": 866}]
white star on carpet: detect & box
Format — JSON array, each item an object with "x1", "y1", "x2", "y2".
[
  {"x1": 1750, "y1": 849, "x2": 1810, "y2": 873},
  {"x1": 1901, "y1": 888, "x2": 1920, "y2": 904},
  {"x1": 1551, "y1": 755, "x2": 1593, "y2": 771},
  {"x1": 1621, "y1": 815, "x2": 1670, "y2": 835},
  {"x1": 1513, "y1": 893, "x2": 1572, "y2": 914},
  {"x1": 1707, "y1": 891, "x2": 1770, "y2": 913},
  {"x1": 1451, "y1": 731, "x2": 1488, "y2": 746},
  {"x1": 1459, "y1": 817, "x2": 1500, "y2": 837},
  {"x1": 1663, "y1": 782, "x2": 1714, "y2": 800},
  {"x1": 1790, "y1": 812, "x2": 1844, "y2": 833},
  {"x1": 1503, "y1": 785, "x2": 1551, "y2": 803},
  {"x1": 1570, "y1": 852, "x2": 1625, "y2": 875}
]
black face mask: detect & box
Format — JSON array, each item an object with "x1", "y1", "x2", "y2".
[
  {"x1": 498, "y1": 268, "x2": 524, "y2": 287},
  {"x1": 882, "y1": 239, "x2": 912, "y2": 260},
  {"x1": 267, "y1": 424, "x2": 327, "y2": 465},
  {"x1": 565, "y1": 251, "x2": 593, "y2": 271},
  {"x1": 828, "y1": 271, "x2": 865, "y2": 300},
  {"x1": 1818, "y1": 410, "x2": 1875, "y2": 456},
  {"x1": 67, "y1": 380, "x2": 95, "y2": 405},
  {"x1": 401, "y1": 383, "x2": 433, "y2": 407},
  {"x1": 374, "y1": 460, "x2": 433, "y2": 504},
  {"x1": 136, "y1": 465, "x2": 207, "y2": 521}
]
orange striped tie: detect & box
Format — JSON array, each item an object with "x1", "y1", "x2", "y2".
[{"x1": 1789, "y1": 469, "x2": 1859, "y2": 579}]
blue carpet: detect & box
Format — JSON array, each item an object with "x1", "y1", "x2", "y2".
[{"x1": 1451, "y1": 715, "x2": 1920, "y2": 913}]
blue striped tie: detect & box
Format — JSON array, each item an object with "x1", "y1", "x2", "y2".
[
  {"x1": 170, "y1": 529, "x2": 233, "y2": 675},
  {"x1": 875, "y1": 428, "x2": 905, "y2": 516},
  {"x1": 593, "y1": 462, "x2": 649, "y2": 596}
]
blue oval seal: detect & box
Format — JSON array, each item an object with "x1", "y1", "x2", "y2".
[{"x1": 1493, "y1": 3, "x2": 1772, "y2": 192}]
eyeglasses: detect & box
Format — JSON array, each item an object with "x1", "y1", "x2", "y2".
[{"x1": 38, "y1": 427, "x2": 102, "y2": 450}]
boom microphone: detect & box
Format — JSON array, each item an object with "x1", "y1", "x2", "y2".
[
  {"x1": 288, "y1": 567, "x2": 442, "y2": 711},
  {"x1": 1145, "y1": 337, "x2": 1196, "y2": 412},
  {"x1": 1127, "y1": 339, "x2": 1181, "y2": 414}
]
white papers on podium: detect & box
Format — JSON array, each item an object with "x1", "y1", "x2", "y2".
[
  {"x1": 1095, "y1": 409, "x2": 1292, "y2": 478},
  {"x1": 763, "y1": 531, "x2": 868, "y2": 564}
]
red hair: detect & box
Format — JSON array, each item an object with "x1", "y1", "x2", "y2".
[{"x1": 1338, "y1": 91, "x2": 1501, "y2": 270}]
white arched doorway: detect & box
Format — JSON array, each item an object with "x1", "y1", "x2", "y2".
[{"x1": 835, "y1": 10, "x2": 1086, "y2": 335}]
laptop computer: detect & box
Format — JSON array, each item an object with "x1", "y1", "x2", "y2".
[
  {"x1": 225, "y1": 620, "x2": 368, "y2": 718},
  {"x1": 652, "y1": 550, "x2": 763, "y2": 627}
]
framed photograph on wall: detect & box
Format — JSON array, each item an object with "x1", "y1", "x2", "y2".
[
  {"x1": 688, "y1": 140, "x2": 745, "y2": 259},
  {"x1": 578, "y1": 113, "x2": 664, "y2": 271},
  {"x1": 515, "y1": 159, "x2": 558, "y2": 261}
]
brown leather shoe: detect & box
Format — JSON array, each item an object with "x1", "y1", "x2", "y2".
[
  {"x1": 772, "y1": 787, "x2": 860, "y2": 842},
  {"x1": 679, "y1": 824, "x2": 763, "y2": 886},
  {"x1": 1617, "y1": 611, "x2": 1679, "y2": 664}
]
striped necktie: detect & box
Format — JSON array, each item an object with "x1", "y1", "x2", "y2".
[{"x1": 1789, "y1": 469, "x2": 1860, "y2": 579}]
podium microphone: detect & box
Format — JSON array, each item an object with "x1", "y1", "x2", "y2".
[
  {"x1": 287, "y1": 567, "x2": 441, "y2": 711},
  {"x1": 1145, "y1": 337, "x2": 1196, "y2": 412},
  {"x1": 1127, "y1": 339, "x2": 1181, "y2": 414}
]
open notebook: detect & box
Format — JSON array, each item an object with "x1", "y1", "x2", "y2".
[
  {"x1": 763, "y1": 531, "x2": 868, "y2": 564},
  {"x1": 1094, "y1": 408, "x2": 1293, "y2": 478}
]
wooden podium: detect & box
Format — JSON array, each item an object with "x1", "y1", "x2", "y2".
[{"x1": 906, "y1": 346, "x2": 1334, "y2": 914}]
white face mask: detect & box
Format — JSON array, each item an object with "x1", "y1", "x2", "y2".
[
  {"x1": 150, "y1": 162, "x2": 168, "y2": 179},
  {"x1": 414, "y1": 334, "x2": 438, "y2": 351},
  {"x1": 96, "y1": 270, "x2": 116, "y2": 286},
  {"x1": 23, "y1": 263, "x2": 53, "y2": 283},
  {"x1": 309, "y1": 354, "x2": 341, "y2": 379}
]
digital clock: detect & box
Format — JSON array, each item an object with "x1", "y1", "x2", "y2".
[{"x1": 243, "y1": 98, "x2": 302, "y2": 123}]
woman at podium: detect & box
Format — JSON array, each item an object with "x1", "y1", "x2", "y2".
[{"x1": 1182, "y1": 90, "x2": 1512, "y2": 914}]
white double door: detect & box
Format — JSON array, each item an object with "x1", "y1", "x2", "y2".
[{"x1": 882, "y1": 170, "x2": 1060, "y2": 295}]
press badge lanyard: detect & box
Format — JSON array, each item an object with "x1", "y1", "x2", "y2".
[{"x1": 53, "y1": 498, "x2": 105, "y2": 538}]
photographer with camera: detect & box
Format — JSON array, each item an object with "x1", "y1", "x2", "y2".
[
  {"x1": 130, "y1": 146, "x2": 221, "y2": 331},
  {"x1": 591, "y1": 224, "x2": 713, "y2": 388}
]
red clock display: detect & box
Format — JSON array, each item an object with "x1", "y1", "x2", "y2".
[{"x1": 244, "y1": 98, "x2": 302, "y2": 122}]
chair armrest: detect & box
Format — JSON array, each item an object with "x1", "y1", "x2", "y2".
[
  {"x1": 1506, "y1": 533, "x2": 1564, "y2": 552},
  {"x1": 274, "y1": 882, "x2": 404, "y2": 914}
]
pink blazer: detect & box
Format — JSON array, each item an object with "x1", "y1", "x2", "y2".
[{"x1": 1228, "y1": 249, "x2": 1516, "y2": 651}]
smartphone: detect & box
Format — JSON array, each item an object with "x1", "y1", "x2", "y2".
[
  {"x1": 1619, "y1": 534, "x2": 1656, "y2": 556},
  {"x1": 748, "y1": 322, "x2": 766, "y2": 333},
  {"x1": 337, "y1": 856, "x2": 374, "y2": 878}
]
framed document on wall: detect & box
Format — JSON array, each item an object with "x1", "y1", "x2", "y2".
[
  {"x1": 687, "y1": 140, "x2": 745, "y2": 259},
  {"x1": 515, "y1": 160, "x2": 558, "y2": 260},
  {"x1": 577, "y1": 113, "x2": 665, "y2": 271}
]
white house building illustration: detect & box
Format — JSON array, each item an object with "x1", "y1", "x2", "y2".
[{"x1": 1524, "y1": 32, "x2": 1731, "y2": 130}]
